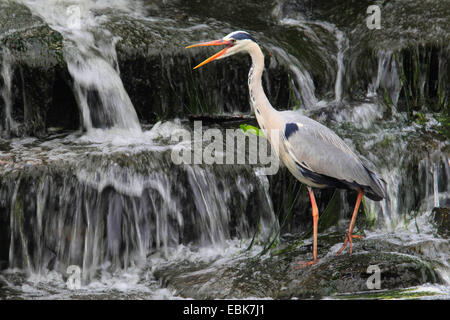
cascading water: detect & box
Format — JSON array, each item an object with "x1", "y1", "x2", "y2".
[
  {"x1": 274, "y1": 3, "x2": 350, "y2": 107},
  {"x1": 367, "y1": 50, "x2": 401, "y2": 106},
  {"x1": 280, "y1": 18, "x2": 349, "y2": 105},
  {"x1": 267, "y1": 45, "x2": 318, "y2": 109},
  {"x1": 0, "y1": 49, "x2": 18, "y2": 137},
  {"x1": 333, "y1": 29, "x2": 346, "y2": 104},
  {"x1": 272, "y1": 2, "x2": 449, "y2": 295},
  {"x1": 0, "y1": 0, "x2": 449, "y2": 299},
  {"x1": 17, "y1": 0, "x2": 142, "y2": 134},
  {"x1": 0, "y1": 121, "x2": 279, "y2": 288}
]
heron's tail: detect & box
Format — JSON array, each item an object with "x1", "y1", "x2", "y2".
[{"x1": 363, "y1": 166, "x2": 387, "y2": 201}]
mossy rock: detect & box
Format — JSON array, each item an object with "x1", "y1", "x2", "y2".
[
  {"x1": 431, "y1": 207, "x2": 450, "y2": 238},
  {"x1": 279, "y1": 251, "x2": 440, "y2": 299},
  {"x1": 0, "y1": 1, "x2": 76, "y2": 138},
  {"x1": 154, "y1": 231, "x2": 444, "y2": 299}
]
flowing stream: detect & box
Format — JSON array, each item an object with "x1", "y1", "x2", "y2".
[
  {"x1": 0, "y1": 49, "x2": 17, "y2": 137},
  {"x1": 0, "y1": 0, "x2": 448, "y2": 299},
  {"x1": 16, "y1": 0, "x2": 142, "y2": 134}
]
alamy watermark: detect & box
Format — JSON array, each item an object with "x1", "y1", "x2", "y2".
[
  {"x1": 66, "y1": 265, "x2": 81, "y2": 290},
  {"x1": 366, "y1": 264, "x2": 381, "y2": 289},
  {"x1": 366, "y1": 5, "x2": 381, "y2": 30},
  {"x1": 170, "y1": 121, "x2": 280, "y2": 175}
]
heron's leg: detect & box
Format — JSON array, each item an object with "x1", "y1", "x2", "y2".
[
  {"x1": 296, "y1": 187, "x2": 319, "y2": 268},
  {"x1": 309, "y1": 187, "x2": 319, "y2": 262},
  {"x1": 336, "y1": 189, "x2": 364, "y2": 256}
]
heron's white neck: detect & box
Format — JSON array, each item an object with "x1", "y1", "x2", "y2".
[{"x1": 246, "y1": 42, "x2": 281, "y2": 134}]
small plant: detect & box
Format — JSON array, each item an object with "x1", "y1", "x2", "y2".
[
  {"x1": 435, "y1": 113, "x2": 450, "y2": 139},
  {"x1": 413, "y1": 112, "x2": 427, "y2": 126},
  {"x1": 239, "y1": 124, "x2": 265, "y2": 137}
]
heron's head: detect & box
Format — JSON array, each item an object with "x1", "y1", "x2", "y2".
[{"x1": 186, "y1": 31, "x2": 256, "y2": 69}]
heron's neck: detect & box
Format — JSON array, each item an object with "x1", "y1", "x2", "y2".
[{"x1": 247, "y1": 43, "x2": 279, "y2": 131}]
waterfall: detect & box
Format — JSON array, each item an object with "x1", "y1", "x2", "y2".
[
  {"x1": 267, "y1": 45, "x2": 318, "y2": 110},
  {"x1": 333, "y1": 29, "x2": 347, "y2": 103},
  {"x1": 309, "y1": 21, "x2": 348, "y2": 104},
  {"x1": 354, "y1": 128, "x2": 450, "y2": 233},
  {"x1": 17, "y1": 0, "x2": 142, "y2": 134},
  {"x1": 0, "y1": 122, "x2": 278, "y2": 283},
  {"x1": 276, "y1": 16, "x2": 350, "y2": 106},
  {"x1": 0, "y1": 49, "x2": 18, "y2": 137},
  {"x1": 0, "y1": 0, "x2": 449, "y2": 299},
  {"x1": 367, "y1": 50, "x2": 401, "y2": 106}
]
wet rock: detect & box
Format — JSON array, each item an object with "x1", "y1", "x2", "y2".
[
  {"x1": 0, "y1": 2, "x2": 78, "y2": 138},
  {"x1": 432, "y1": 207, "x2": 450, "y2": 238},
  {"x1": 2, "y1": 0, "x2": 448, "y2": 137},
  {"x1": 277, "y1": 0, "x2": 450, "y2": 112},
  {"x1": 108, "y1": 14, "x2": 308, "y2": 123},
  {"x1": 280, "y1": 251, "x2": 441, "y2": 299},
  {"x1": 343, "y1": 0, "x2": 449, "y2": 111},
  {"x1": 0, "y1": 0, "x2": 349, "y2": 133},
  {"x1": 155, "y1": 232, "x2": 444, "y2": 299},
  {"x1": 0, "y1": 140, "x2": 277, "y2": 278},
  {"x1": 155, "y1": 234, "x2": 443, "y2": 299}
]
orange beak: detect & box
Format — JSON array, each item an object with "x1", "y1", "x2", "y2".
[{"x1": 186, "y1": 39, "x2": 233, "y2": 69}]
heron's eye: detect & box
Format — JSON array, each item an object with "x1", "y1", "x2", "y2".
[{"x1": 231, "y1": 39, "x2": 237, "y2": 44}]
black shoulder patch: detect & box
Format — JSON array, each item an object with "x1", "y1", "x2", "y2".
[{"x1": 284, "y1": 123, "x2": 299, "y2": 140}]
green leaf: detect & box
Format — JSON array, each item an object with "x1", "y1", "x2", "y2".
[{"x1": 239, "y1": 124, "x2": 265, "y2": 137}]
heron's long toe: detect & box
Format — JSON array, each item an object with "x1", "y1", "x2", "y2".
[
  {"x1": 294, "y1": 259, "x2": 319, "y2": 269},
  {"x1": 336, "y1": 233, "x2": 364, "y2": 256}
]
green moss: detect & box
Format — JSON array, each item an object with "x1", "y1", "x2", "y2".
[
  {"x1": 413, "y1": 112, "x2": 427, "y2": 126},
  {"x1": 317, "y1": 190, "x2": 341, "y2": 233},
  {"x1": 334, "y1": 287, "x2": 440, "y2": 300},
  {"x1": 435, "y1": 113, "x2": 450, "y2": 139},
  {"x1": 362, "y1": 198, "x2": 377, "y2": 230},
  {"x1": 382, "y1": 87, "x2": 393, "y2": 108},
  {"x1": 271, "y1": 239, "x2": 305, "y2": 257}
]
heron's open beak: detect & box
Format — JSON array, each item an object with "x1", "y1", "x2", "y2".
[{"x1": 186, "y1": 39, "x2": 233, "y2": 69}]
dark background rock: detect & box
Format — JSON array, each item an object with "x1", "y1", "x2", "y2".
[
  {"x1": 0, "y1": 0, "x2": 448, "y2": 299},
  {"x1": 0, "y1": 2, "x2": 78, "y2": 137},
  {"x1": 432, "y1": 207, "x2": 450, "y2": 238},
  {"x1": 154, "y1": 231, "x2": 445, "y2": 299},
  {"x1": 1, "y1": 0, "x2": 448, "y2": 137}
]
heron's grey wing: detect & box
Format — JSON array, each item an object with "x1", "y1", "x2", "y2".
[{"x1": 280, "y1": 112, "x2": 386, "y2": 200}]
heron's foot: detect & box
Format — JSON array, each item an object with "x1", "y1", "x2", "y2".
[
  {"x1": 294, "y1": 259, "x2": 319, "y2": 269},
  {"x1": 336, "y1": 233, "x2": 363, "y2": 256}
]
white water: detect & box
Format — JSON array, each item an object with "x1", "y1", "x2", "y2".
[
  {"x1": 277, "y1": 9, "x2": 450, "y2": 237},
  {"x1": 0, "y1": 239, "x2": 265, "y2": 299},
  {"x1": 296, "y1": 19, "x2": 348, "y2": 104},
  {"x1": 0, "y1": 49, "x2": 18, "y2": 137},
  {"x1": 1, "y1": 118, "x2": 448, "y2": 298},
  {"x1": 1, "y1": 120, "x2": 279, "y2": 285},
  {"x1": 367, "y1": 50, "x2": 401, "y2": 106},
  {"x1": 268, "y1": 45, "x2": 318, "y2": 109},
  {"x1": 277, "y1": 17, "x2": 349, "y2": 106},
  {"x1": 340, "y1": 118, "x2": 449, "y2": 233},
  {"x1": 1, "y1": 0, "x2": 448, "y2": 300},
  {"x1": 333, "y1": 29, "x2": 347, "y2": 103},
  {"x1": 16, "y1": 0, "x2": 142, "y2": 134}
]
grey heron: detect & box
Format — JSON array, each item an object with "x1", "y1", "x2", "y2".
[{"x1": 186, "y1": 31, "x2": 387, "y2": 266}]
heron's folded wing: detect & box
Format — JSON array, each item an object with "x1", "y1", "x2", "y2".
[{"x1": 281, "y1": 116, "x2": 374, "y2": 189}]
